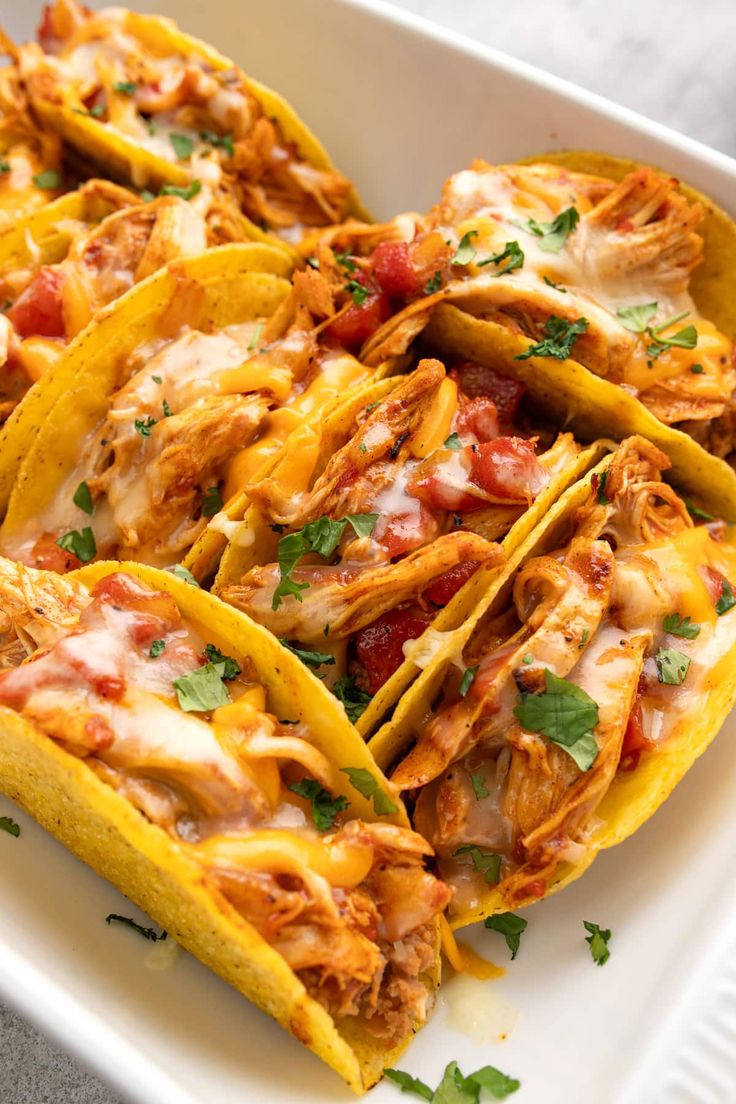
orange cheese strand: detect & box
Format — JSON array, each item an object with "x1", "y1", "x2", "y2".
[
  {"x1": 440, "y1": 916, "x2": 504, "y2": 980},
  {"x1": 196, "y1": 830, "x2": 374, "y2": 888}
]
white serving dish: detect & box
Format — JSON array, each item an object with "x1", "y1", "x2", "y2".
[{"x1": 3, "y1": 2, "x2": 736, "y2": 1102}]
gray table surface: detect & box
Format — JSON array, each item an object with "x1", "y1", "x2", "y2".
[{"x1": 2, "y1": 1, "x2": 735, "y2": 1102}]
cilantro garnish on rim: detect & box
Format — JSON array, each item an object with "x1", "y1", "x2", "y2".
[
  {"x1": 484, "y1": 912, "x2": 528, "y2": 960},
  {"x1": 333, "y1": 675, "x2": 373, "y2": 723},
  {"x1": 384, "y1": 1060, "x2": 520, "y2": 1100}
]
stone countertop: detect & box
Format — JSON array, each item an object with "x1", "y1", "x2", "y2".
[{"x1": 1, "y1": 0, "x2": 734, "y2": 1101}]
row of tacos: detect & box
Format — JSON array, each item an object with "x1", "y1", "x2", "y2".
[{"x1": 1, "y1": 0, "x2": 736, "y2": 1093}]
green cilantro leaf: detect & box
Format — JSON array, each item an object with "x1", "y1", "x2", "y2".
[
  {"x1": 173, "y1": 663, "x2": 230, "y2": 711},
  {"x1": 56, "y1": 527, "x2": 96, "y2": 563},
  {"x1": 167, "y1": 563, "x2": 200, "y2": 586},
  {"x1": 453, "y1": 844, "x2": 501, "y2": 884},
  {"x1": 584, "y1": 920, "x2": 611, "y2": 966},
  {"x1": 471, "y1": 772, "x2": 489, "y2": 800},
  {"x1": 134, "y1": 416, "x2": 156, "y2": 437},
  {"x1": 0, "y1": 162, "x2": 10, "y2": 174},
  {"x1": 655, "y1": 647, "x2": 691, "y2": 685},
  {"x1": 333, "y1": 249, "x2": 356, "y2": 272},
  {"x1": 425, "y1": 270, "x2": 442, "y2": 294},
  {"x1": 691, "y1": 363, "x2": 704, "y2": 374},
  {"x1": 521, "y1": 653, "x2": 534, "y2": 665},
  {"x1": 459, "y1": 665, "x2": 478, "y2": 697},
  {"x1": 162, "y1": 399, "x2": 172, "y2": 418},
  {"x1": 596, "y1": 469, "x2": 610, "y2": 505},
  {"x1": 515, "y1": 315, "x2": 589, "y2": 361},
  {"x1": 0, "y1": 815, "x2": 20, "y2": 838},
  {"x1": 280, "y1": 640, "x2": 335, "y2": 670},
  {"x1": 444, "y1": 431, "x2": 462, "y2": 450},
  {"x1": 247, "y1": 320, "x2": 264, "y2": 352},
  {"x1": 149, "y1": 639, "x2": 166, "y2": 658},
  {"x1": 140, "y1": 189, "x2": 156, "y2": 203},
  {"x1": 202, "y1": 485, "x2": 223, "y2": 518},
  {"x1": 345, "y1": 278, "x2": 369, "y2": 306},
  {"x1": 512, "y1": 206, "x2": 579, "y2": 253},
  {"x1": 477, "y1": 240, "x2": 524, "y2": 275},
  {"x1": 543, "y1": 274, "x2": 567, "y2": 292},
  {"x1": 341, "y1": 766, "x2": 398, "y2": 815},
  {"x1": 333, "y1": 675, "x2": 373, "y2": 724},
  {"x1": 272, "y1": 514, "x2": 378, "y2": 610},
  {"x1": 33, "y1": 169, "x2": 62, "y2": 190},
  {"x1": 451, "y1": 230, "x2": 478, "y2": 266},
  {"x1": 160, "y1": 180, "x2": 202, "y2": 200},
  {"x1": 716, "y1": 579, "x2": 736, "y2": 616},
  {"x1": 684, "y1": 498, "x2": 715, "y2": 522},
  {"x1": 484, "y1": 912, "x2": 528, "y2": 960},
  {"x1": 73, "y1": 480, "x2": 94, "y2": 516},
  {"x1": 203, "y1": 644, "x2": 241, "y2": 680},
  {"x1": 514, "y1": 668, "x2": 599, "y2": 771},
  {"x1": 288, "y1": 779, "x2": 349, "y2": 831},
  {"x1": 169, "y1": 132, "x2": 194, "y2": 160},
  {"x1": 113, "y1": 80, "x2": 136, "y2": 95},
  {"x1": 106, "y1": 913, "x2": 165, "y2": 942},
  {"x1": 616, "y1": 302, "x2": 658, "y2": 333},
  {"x1": 383, "y1": 1069, "x2": 433, "y2": 1101},
  {"x1": 198, "y1": 129, "x2": 234, "y2": 157},
  {"x1": 151, "y1": 374, "x2": 162, "y2": 384},
  {"x1": 663, "y1": 613, "x2": 700, "y2": 639},
  {"x1": 465, "y1": 1064, "x2": 521, "y2": 1099},
  {"x1": 578, "y1": 629, "x2": 589, "y2": 649}
]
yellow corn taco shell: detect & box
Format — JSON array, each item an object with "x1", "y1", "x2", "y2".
[
  {"x1": 21, "y1": 9, "x2": 368, "y2": 251},
  {"x1": 420, "y1": 150, "x2": 736, "y2": 519},
  {"x1": 369, "y1": 446, "x2": 736, "y2": 929},
  {"x1": 0, "y1": 558, "x2": 441, "y2": 1091},
  {"x1": 0, "y1": 241, "x2": 292, "y2": 527},
  {"x1": 212, "y1": 363, "x2": 607, "y2": 736}
]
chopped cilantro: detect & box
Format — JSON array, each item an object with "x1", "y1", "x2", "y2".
[
  {"x1": 596, "y1": 469, "x2": 610, "y2": 505},
  {"x1": 173, "y1": 663, "x2": 230, "y2": 712},
  {"x1": 333, "y1": 676, "x2": 372, "y2": 724},
  {"x1": 444, "y1": 431, "x2": 462, "y2": 450},
  {"x1": 684, "y1": 498, "x2": 714, "y2": 522},
  {"x1": 471, "y1": 773, "x2": 489, "y2": 800},
  {"x1": 169, "y1": 132, "x2": 194, "y2": 160},
  {"x1": 151, "y1": 374, "x2": 162, "y2": 384},
  {"x1": 514, "y1": 668, "x2": 599, "y2": 771},
  {"x1": 0, "y1": 816, "x2": 20, "y2": 838},
  {"x1": 33, "y1": 169, "x2": 62, "y2": 190},
  {"x1": 663, "y1": 613, "x2": 700, "y2": 639},
  {"x1": 424, "y1": 270, "x2": 442, "y2": 294},
  {"x1": 345, "y1": 278, "x2": 369, "y2": 306},
  {"x1": 280, "y1": 640, "x2": 335, "y2": 670},
  {"x1": 0, "y1": 162, "x2": 9, "y2": 174},
  {"x1": 201, "y1": 485, "x2": 223, "y2": 517},
  {"x1": 690, "y1": 363, "x2": 704, "y2": 374},
  {"x1": 512, "y1": 206, "x2": 579, "y2": 253},
  {"x1": 453, "y1": 845, "x2": 502, "y2": 884},
  {"x1": 272, "y1": 514, "x2": 378, "y2": 610},
  {"x1": 385, "y1": 1061, "x2": 520, "y2": 1101},
  {"x1": 198, "y1": 129, "x2": 234, "y2": 157},
  {"x1": 149, "y1": 639, "x2": 166, "y2": 658},
  {"x1": 113, "y1": 80, "x2": 136, "y2": 95},
  {"x1": 56, "y1": 527, "x2": 96, "y2": 563},
  {"x1": 247, "y1": 320, "x2": 264, "y2": 351},
  {"x1": 716, "y1": 579, "x2": 736, "y2": 616},
  {"x1": 616, "y1": 302, "x2": 658, "y2": 333},
  {"x1": 584, "y1": 920, "x2": 611, "y2": 966},
  {"x1": 73, "y1": 480, "x2": 94, "y2": 516},
  {"x1": 578, "y1": 628, "x2": 590, "y2": 649},
  {"x1": 477, "y1": 240, "x2": 524, "y2": 275},
  {"x1": 160, "y1": 180, "x2": 202, "y2": 200},
  {"x1": 484, "y1": 912, "x2": 528, "y2": 960},
  {"x1": 459, "y1": 665, "x2": 478, "y2": 697},
  {"x1": 162, "y1": 399, "x2": 172, "y2": 418},
  {"x1": 333, "y1": 250, "x2": 356, "y2": 272},
  {"x1": 288, "y1": 779, "x2": 349, "y2": 831},
  {"x1": 451, "y1": 230, "x2": 478, "y2": 266},
  {"x1": 341, "y1": 766, "x2": 398, "y2": 815},
  {"x1": 167, "y1": 564, "x2": 200, "y2": 586},
  {"x1": 655, "y1": 647, "x2": 691, "y2": 685},
  {"x1": 203, "y1": 644, "x2": 241, "y2": 680},
  {"x1": 543, "y1": 274, "x2": 567, "y2": 292},
  {"x1": 134, "y1": 416, "x2": 156, "y2": 437},
  {"x1": 515, "y1": 315, "x2": 589, "y2": 361}
]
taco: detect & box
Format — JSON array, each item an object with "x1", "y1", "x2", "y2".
[
  {"x1": 0, "y1": 41, "x2": 65, "y2": 221},
  {"x1": 368, "y1": 436, "x2": 736, "y2": 928},
  {"x1": 215, "y1": 355, "x2": 603, "y2": 734},
  {"x1": 0, "y1": 556, "x2": 450, "y2": 1089},
  {"x1": 0, "y1": 174, "x2": 264, "y2": 419},
  {"x1": 306, "y1": 155, "x2": 736, "y2": 517},
  {"x1": 12, "y1": 1, "x2": 366, "y2": 248}
]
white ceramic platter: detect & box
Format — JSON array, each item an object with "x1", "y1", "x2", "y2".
[{"x1": 2, "y1": 2, "x2": 736, "y2": 1102}]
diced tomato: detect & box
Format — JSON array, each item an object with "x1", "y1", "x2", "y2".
[
  {"x1": 326, "y1": 291, "x2": 391, "y2": 352},
  {"x1": 89, "y1": 573, "x2": 183, "y2": 644},
  {"x1": 423, "y1": 560, "x2": 481, "y2": 606},
  {"x1": 620, "y1": 701, "x2": 654, "y2": 770},
  {"x1": 31, "y1": 532, "x2": 81, "y2": 573},
  {"x1": 355, "y1": 608, "x2": 433, "y2": 694},
  {"x1": 470, "y1": 437, "x2": 548, "y2": 500},
  {"x1": 450, "y1": 363, "x2": 525, "y2": 424},
  {"x1": 7, "y1": 267, "x2": 66, "y2": 339},
  {"x1": 456, "y1": 396, "x2": 499, "y2": 442},
  {"x1": 373, "y1": 502, "x2": 436, "y2": 558},
  {"x1": 410, "y1": 451, "x2": 483, "y2": 513},
  {"x1": 369, "y1": 241, "x2": 420, "y2": 299},
  {"x1": 36, "y1": 5, "x2": 56, "y2": 49}
]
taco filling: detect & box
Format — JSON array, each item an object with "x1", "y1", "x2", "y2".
[
  {"x1": 0, "y1": 560, "x2": 450, "y2": 1040},
  {"x1": 18, "y1": 0, "x2": 353, "y2": 240},
  {"x1": 0, "y1": 269, "x2": 373, "y2": 570},
  {"x1": 219, "y1": 357, "x2": 580, "y2": 720},
  {"x1": 316, "y1": 161, "x2": 736, "y2": 451},
  {"x1": 0, "y1": 47, "x2": 64, "y2": 220},
  {"x1": 389, "y1": 436, "x2": 736, "y2": 913}
]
